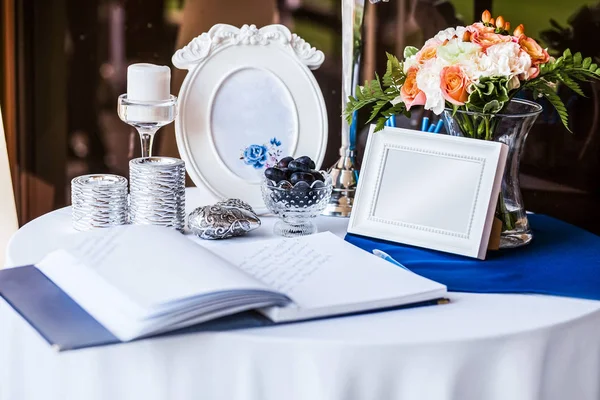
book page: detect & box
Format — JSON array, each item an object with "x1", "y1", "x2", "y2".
[
  {"x1": 218, "y1": 232, "x2": 447, "y2": 319},
  {"x1": 234, "y1": 239, "x2": 332, "y2": 294},
  {"x1": 44, "y1": 225, "x2": 273, "y2": 312}
]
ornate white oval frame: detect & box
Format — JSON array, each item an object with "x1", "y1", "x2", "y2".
[{"x1": 173, "y1": 24, "x2": 328, "y2": 213}]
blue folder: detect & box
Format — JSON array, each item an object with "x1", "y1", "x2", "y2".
[
  {"x1": 0, "y1": 266, "x2": 444, "y2": 351},
  {"x1": 0, "y1": 266, "x2": 274, "y2": 351}
]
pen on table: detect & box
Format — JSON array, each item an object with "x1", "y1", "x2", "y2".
[{"x1": 372, "y1": 249, "x2": 410, "y2": 271}]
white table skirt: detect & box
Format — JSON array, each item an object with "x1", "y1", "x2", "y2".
[{"x1": 2, "y1": 188, "x2": 600, "y2": 400}]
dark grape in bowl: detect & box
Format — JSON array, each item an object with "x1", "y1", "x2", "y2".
[{"x1": 261, "y1": 156, "x2": 332, "y2": 237}]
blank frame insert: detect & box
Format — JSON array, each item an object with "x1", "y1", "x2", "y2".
[
  {"x1": 349, "y1": 126, "x2": 508, "y2": 259},
  {"x1": 374, "y1": 148, "x2": 483, "y2": 235}
]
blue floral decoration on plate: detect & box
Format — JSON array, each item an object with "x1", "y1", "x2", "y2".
[
  {"x1": 242, "y1": 144, "x2": 268, "y2": 169},
  {"x1": 241, "y1": 138, "x2": 282, "y2": 169}
]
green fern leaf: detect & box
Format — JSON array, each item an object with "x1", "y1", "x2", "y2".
[
  {"x1": 374, "y1": 117, "x2": 387, "y2": 132},
  {"x1": 558, "y1": 73, "x2": 586, "y2": 97},
  {"x1": 386, "y1": 52, "x2": 402, "y2": 72},
  {"x1": 573, "y1": 52, "x2": 583, "y2": 67},
  {"x1": 538, "y1": 84, "x2": 570, "y2": 131},
  {"x1": 367, "y1": 99, "x2": 390, "y2": 123}
]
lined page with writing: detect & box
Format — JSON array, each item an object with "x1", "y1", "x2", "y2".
[
  {"x1": 235, "y1": 238, "x2": 332, "y2": 293},
  {"x1": 216, "y1": 232, "x2": 447, "y2": 322}
]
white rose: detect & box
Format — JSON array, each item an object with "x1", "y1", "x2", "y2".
[
  {"x1": 483, "y1": 42, "x2": 532, "y2": 78},
  {"x1": 416, "y1": 59, "x2": 445, "y2": 114},
  {"x1": 516, "y1": 51, "x2": 534, "y2": 80},
  {"x1": 461, "y1": 54, "x2": 488, "y2": 82},
  {"x1": 423, "y1": 37, "x2": 443, "y2": 48},
  {"x1": 455, "y1": 26, "x2": 467, "y2": 41},
  {"x1": 433, "y1": 26, "x2": 467, "y2": 43},
  {"x1": 436, "y1": 39, "x2": 481, "y2": 65}
]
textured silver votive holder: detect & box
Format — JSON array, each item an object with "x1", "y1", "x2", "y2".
[
  {"x1": 129, "y1": 157, "x2": 186, "y2": 231},
  {"x1": 71, "y1": 174, "x2": 129, "y2": 231}
]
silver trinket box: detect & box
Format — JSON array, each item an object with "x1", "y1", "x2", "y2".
[{"x1": 188, "y1": 199, "x2": 260, "y2": 240}]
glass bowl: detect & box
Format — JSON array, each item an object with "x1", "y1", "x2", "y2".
[{"x1": 261, "y1": 171, "x2": 333, "y2": 237}]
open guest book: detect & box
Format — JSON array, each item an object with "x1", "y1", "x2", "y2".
[{"x1": 0, "y1": 225, "x2": 447, "y2": 351}]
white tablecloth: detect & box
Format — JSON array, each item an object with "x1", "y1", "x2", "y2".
[{"x1": 2, "y1": 188, "x2": 600, "y2": 400}]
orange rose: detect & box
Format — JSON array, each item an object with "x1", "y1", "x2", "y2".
[
  {"x1": 470, "y1": 22, "x2": 495, "y2": 34},
  {"x1": 416, "y1": 45, "x2": 437, "y2": 64},
  {"x1": 400, "y1": 67, "x2": 426, "y2": 110},
  {"x1": 440, "y1": 65, "x2": 469, "y2": 106},
  {"x1": 518, "y1": 35, "x2": 550, "y2": 65},
  {"x1": 465, "y1": 23, "x2": 491, "y2": 43},
  {"x1": 471, "y1": 30, "x2": 511, "y2": 50}
]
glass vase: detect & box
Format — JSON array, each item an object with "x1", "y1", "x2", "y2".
[{"x1": 442, "y1": 99, "x2": 543, "y2": 248}]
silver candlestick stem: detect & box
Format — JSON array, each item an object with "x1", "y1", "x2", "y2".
[
  {"x1": 323, "y1": 0, "x2": 367, "y2": 217},
  {"x1": 323, "y1": 0, "x2": 388, "y2": 217}
]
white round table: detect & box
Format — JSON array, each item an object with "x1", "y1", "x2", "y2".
[{"x1": 2, "y1": 188, "x2": 600, "y2": 400}]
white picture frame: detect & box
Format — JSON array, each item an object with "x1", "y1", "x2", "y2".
[
  {"x1": 348, "y1": 126, "x2": 508, "y2": 259},
  {"x1": 172, "y1": 24, "x2": 328, "y2": 213}
]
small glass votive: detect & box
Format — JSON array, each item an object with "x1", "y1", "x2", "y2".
[
  {"x1": 117, "y1": 94, "x2": 177, "y2": 158},
  {"x1": 71, "y1": 174, "x2": 128, "y2": 231},
  {"x1": 129, "y1": 157, "x2": 186, "y2": 231},
  {"x1": 261, "y1": 172, "x2": 333, "y2": 237}
]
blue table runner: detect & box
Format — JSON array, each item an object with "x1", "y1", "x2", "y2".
[{"x1": 345, "y1": 214, "x2": 600, "y2": 300}]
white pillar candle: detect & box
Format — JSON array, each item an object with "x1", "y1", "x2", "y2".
[{"x1": 127, "y1": 63, "x2": 171, "y2": 102}]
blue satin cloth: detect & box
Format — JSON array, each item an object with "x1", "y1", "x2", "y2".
[{"x1": 345, "y1": 214, "x2": 600, "y2": 300}]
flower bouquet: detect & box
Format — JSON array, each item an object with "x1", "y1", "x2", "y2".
[{"x1": 345, "y1": 10, "x2": 600, "y2": 247}]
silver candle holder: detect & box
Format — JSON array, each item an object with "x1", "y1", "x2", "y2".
[
  {"x1": 71, "y1": 174, "x2": 128, "y2": 231},
  {"x1": 323, "y1": 0, "x2": 389, "y2": 217},
  {"x1": 323, "y1": 0, "x2": 366, "y2": 217},
  {"x1": 129, "y1": 157, "x2": 186, "y2": 231},
  {"x1": 117, "y1": 94, "x2": 177, "y2": 158}
]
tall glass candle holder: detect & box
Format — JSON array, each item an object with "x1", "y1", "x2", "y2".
[
  {"x1": 118, "y1": 63, "x2": 176, "y2": 158},
  {"x1": 117, "y1": 94, "x2": 177, "y2": 158}
]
